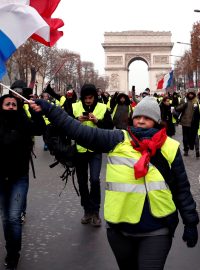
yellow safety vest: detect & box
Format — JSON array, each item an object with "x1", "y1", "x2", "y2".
[
  {"x1": 72, "y1": 101, "x2": 107, "y2": 152},
  {"x1": 104, "y1": 131, "x2": 179, "y2": 224},
  {"x1": 42, "y1": 100, "x2": 57, "y2": 125},
  {"x1": 23, "y1": 104, "x2": 31, "y2": 118},
  {"x1": 111, "y1": 104, "x2": 132, "y2": 119},
  {"x1": 23, "y1": 104, "x2": 35, "y2": 143},
  {"x1": 59, "y1": 96, "x2": 66, "y2": 107}
]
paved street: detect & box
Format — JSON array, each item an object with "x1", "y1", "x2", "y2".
[{"x1": 0, "y1": 125, "x2": 200, "y2": 270}]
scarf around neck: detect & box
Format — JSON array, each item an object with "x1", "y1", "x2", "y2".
[{"x1": 127, "y1": 126, "x2": 167, "y2": 179}]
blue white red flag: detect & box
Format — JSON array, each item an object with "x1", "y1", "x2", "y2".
[
  {"x1": 157, "y1": 70, "x2": 173, "y2": 90},
  {"x1": 29, "y1": 0, "x2": 64, "y2": 47},
  {"x1": 0, "y1": 0, "x2": 64, "y2": 80}
]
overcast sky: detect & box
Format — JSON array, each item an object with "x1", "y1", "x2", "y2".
[{"x1": 54, "y1": 0, "x2": 200, "y2": 92}]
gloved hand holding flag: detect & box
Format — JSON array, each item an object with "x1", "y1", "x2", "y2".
[{"x1": 0, "y1": 0, "x2": 64, "y2": 80}]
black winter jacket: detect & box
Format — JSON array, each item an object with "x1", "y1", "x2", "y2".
[
  {"x1": 36, "y1": 100, "x2": 199, "y2": 233},
  {"x1": 0, "y1": 109, "x2": 45, "y2": 178}
]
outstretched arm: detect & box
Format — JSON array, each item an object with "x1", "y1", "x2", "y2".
[
  {"x1": 31, "y1": 99, "x2": 124, "y2": 153},
  {"x1": 45, "y1": 84, "x2": 61, "y2": 101}
]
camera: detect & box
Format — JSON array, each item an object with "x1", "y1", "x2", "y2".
[{"x1": 83, "y1": 111, "x2": 89, "y2": 116}]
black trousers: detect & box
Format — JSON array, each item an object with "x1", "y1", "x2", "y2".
[
  {"x1": 75, "y1": 152, "x2": 102, "y2": 213},
  {"x1": 182, "y1": 126, "x2": 198, "y2": 152},
  {"x1": 107, "y1": 228, "x2": 172, "y2": 270}
]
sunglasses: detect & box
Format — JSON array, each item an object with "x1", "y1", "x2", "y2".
[{"x1": 4, "y1": 102, "x2": 17, "y2": 107}]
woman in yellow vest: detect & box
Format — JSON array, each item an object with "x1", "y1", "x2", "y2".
[{"x1": 31, "y1": 96, "x2": 199, "y2": 270}]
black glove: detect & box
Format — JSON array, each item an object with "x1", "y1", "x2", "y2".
[
  {"x1": 35, "y1": 99, "x2": 53, "y2": 114},
  {"x1": 182, "y1": 225, "x2": 198, "y2": 248}
]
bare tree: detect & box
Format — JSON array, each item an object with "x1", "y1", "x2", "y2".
[{"x1": 191, "y1": 22, "x2": 200, "y2": 86}]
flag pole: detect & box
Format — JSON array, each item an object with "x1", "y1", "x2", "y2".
[
  {"x1": 0, "y1": 82, "x2": 30, "y2": 103},
  {"x1": 44, "y1": 58, "x2": 67, "y2": 90}
]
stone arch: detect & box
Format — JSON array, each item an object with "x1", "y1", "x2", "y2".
[
  {"x1": 102, "y1": 31, "x2": 173, "y2": 94},
  {"x1": 127, "y1": 55, "x2": 150, "y2": 68},
  {"x1": 127, "y1": 56, "x2": 149, "y2": 92}
]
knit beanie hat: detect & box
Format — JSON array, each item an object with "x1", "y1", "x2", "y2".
[
  {"x1": 80, "y1": 84, "x2": 98, "y2": 101},
  {"x1": 132, "y1": 96, "x2": 161, "y2": 123}
]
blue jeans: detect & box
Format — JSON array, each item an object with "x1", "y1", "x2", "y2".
[
  {"x1": 0, "y1": 175, "x2": 29, "y2": 256},
  {"x1": 75, "y1": 152, "x2": 102, "y2": 213}
]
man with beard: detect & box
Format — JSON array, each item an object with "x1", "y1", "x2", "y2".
[
  {"x1": 72, "y1": 84, "x2": 113, "y2": 226},
  {"x1": 0, "y1": 94, "x2": 45, "y2": 269},
  {"x1": 176, "y1": 89, "x2": 200, "y2": 157}
]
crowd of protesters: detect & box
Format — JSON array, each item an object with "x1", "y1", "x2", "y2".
[{"x1": 0, "y1": 80, "x2": 199, "y2": 270}]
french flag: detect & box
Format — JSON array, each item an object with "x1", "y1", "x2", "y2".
[
  {"x1": 157, "y1": 70, "x2": 173, "y2": 90},
  {"x1": 29, "y1": 0, "x2": 64, "y2": 47},
  {"x1": 0, "y1": 0, "x2": 63, "y2": 80}
]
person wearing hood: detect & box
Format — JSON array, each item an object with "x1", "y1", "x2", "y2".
[
  {"x1": 71, "y1": 84, "x2": 113, "y2": 226},
  {"x1": 160, "y1": 96, "x2": 175, "y2": 137},
  {"x1": 31, "y1": 96, "x2": 198, "y2": 270},
  {"x1": 110, "y1": 92, "x2": 133, "y2": 129},
  {"x1": 0, "y1": 94, "x2": 45, "y2": 270},
  {"x1": 176, "y1": 89, "x2": 200, "y2": 157}
]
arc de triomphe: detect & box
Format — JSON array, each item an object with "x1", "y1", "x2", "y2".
[{"x1": 102, "y1": 31, "x2": 173, "y2": 94}]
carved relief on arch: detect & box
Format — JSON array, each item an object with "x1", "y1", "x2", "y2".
[
  {"x1": 110, "y1": 73, "x2": 120, "y2": 91},
  {"x1": 153, "y1": 55, "x2": 169, "y2": 64},
  {"x1": 125, "y1": 53, "x2": 151, "y2": 67},
  {"x1": 107, "y1": 56, "x2": 123, "y2": 65}
]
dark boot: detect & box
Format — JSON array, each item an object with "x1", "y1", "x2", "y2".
[
  {"x1": 90, "y1": 212, "x2": 102, "y2": 227},
  {"x1": 4, "y1": 253, "x2": 19, "y2": 270},
  {"x1": 81, "y1": 212, "x2": 92, "y2": 224}
]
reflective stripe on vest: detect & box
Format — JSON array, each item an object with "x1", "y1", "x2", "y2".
[
  {"x1": 72, "y1": 101, "x2": 107, "y2": 152},
  {"x1": 108, "y1": 156, "x2": 153, "y2": 168},
  {"x1": 104, "y1": 130, "x2": 179, "y2": 224},
  {"x1": 106, "y1": 181, "x2": 168, "y2": 193}
]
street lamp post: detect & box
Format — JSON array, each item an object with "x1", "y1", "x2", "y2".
[
  {"x1": 194, "y1": 9, "x2": 200, "y2": 87},
  {"x1": 176, "y1": 42, "x2": 199, "y2": 89},
  {"x1": 170, "y1": 54, "x2": 182, "y2": 57},
  {"x1": 177, "y1": 41, "x2": 191, "y2": 46}
]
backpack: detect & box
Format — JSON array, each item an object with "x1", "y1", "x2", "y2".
[{"x1": 44, "y1": 125, "x2": 79, "y2": 196}]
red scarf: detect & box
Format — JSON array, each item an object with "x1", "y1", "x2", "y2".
[{"x1": 128, "y1": 128, "x2": 167, "y2": 179}]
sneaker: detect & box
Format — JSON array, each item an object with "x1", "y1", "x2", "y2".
[
  {"x1": 4, "y1": 254, "x2": 19, "y2": 270},
  {"x1": 5, "y1": 265, "x2": 17, "y2": 270},
  {"x1": 90, "y1": 213, "x2": 101, "y2": 227},
  {"x1": 196, "y1": 151, "x2": 200, "y2": 158},
  {"x1": 21, "y1": 213, "x2": 26, "y2": 224},
  {"x1": 81, "y1": 212, "x2": 92, "y2": 224}
]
